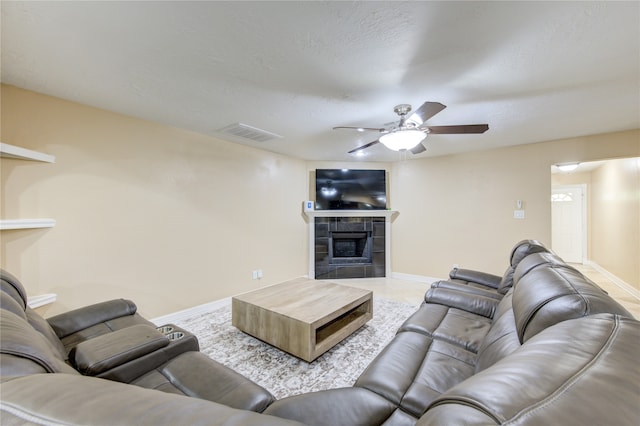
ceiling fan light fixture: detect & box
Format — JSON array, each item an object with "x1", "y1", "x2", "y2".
[{"x1": 379, "y1": 130, "x2": 426, "y2": 151}]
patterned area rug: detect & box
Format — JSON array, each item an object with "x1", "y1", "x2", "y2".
[{"x1": 174, "y1": 296, "x2": 418, "y2": 399}]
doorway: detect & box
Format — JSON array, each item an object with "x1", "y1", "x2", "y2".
[{"x1": 551, "y1": 184, "x2": 586, "y2": 263}]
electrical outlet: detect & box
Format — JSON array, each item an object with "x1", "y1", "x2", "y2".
[
  {"x1": 257, "y1": 269, "x2": 263, "y2": 279},
  {"x1": 514, "y1": 210, "x2": 525, "y2": 219},
  {"x1": 453, "y1": 264, "x2": 459, "y2": 270},
  {"x1": 252, "y1": 270, "x2": 259, "y2": 280}
]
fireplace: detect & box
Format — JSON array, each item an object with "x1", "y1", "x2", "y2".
[
  {"x1": 330, "y1": 232, "x2": 372, "y2": 264},
  {"x1": 314, "y1": 216, "x2": 385, "y2": 279}
]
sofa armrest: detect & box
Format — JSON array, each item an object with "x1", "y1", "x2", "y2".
[
  {"x1": 431, "y1": 280, "x2": 503, "y2": 300},
  {"x1": 264, "y1": 387, "x2": 397, "y2": 426},
  {"x1": 146, "y1": 351, "x2": 275, "y2": 413},
  {"x1": 69, "y1": 325, "x2": 169, "y2": 375},
  {"x1": 0, "y1": 374, "x2": 305, "y2": 426},
  {"x1": 449, "y1": 268, "x2": 501, "y2": 289},
  {"x1": 47, "y1": 299, "x2": 138, "y2": 338},
  {"x1": 424, "y1": 288, "x2": 498, "y2": 318}
]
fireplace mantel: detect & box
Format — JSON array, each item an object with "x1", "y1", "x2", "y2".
[
  {"x1": 304, "y1": 210, "x2": 398, "y2": 220},
  {"x1": 304, "y1": 210, "x2": 399, "y2": 278}
]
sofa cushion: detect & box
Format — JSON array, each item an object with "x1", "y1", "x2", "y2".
[
  {"x1": 419, "y1": 314, "x2": 640, "y2": 426},
  {"x1": 513, "y1": 263, "x2": 632, "y2": 342},
  {"x1": 398, "y1": 303, "x2": 492, "y2": 353},
  {"x1": 355, "y1": 331, "x2": 476, "y2": 418}
]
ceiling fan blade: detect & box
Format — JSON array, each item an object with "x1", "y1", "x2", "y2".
[
  {"x1": 426, "y1": 124, "x2": 489, "y2": 134},
  {"x1": 407, "y1": 102, "x2": 446, "y2": 125},
  {"x1": 410, "y1": 143, "x2": 427, "y2": 154},
  {"x1": 333, "y1": 126, "x2": 386, "y2": 132},
  {"x1": 348, "y1": 140, "x2": 380, "y2": 154}
]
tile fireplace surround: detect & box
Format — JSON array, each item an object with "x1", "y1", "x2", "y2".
[{"x1": 304, "y1": 210, "x2": 398, "y2": 279}]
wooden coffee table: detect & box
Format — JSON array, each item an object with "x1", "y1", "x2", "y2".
[{"x1": 231, "y1": 278, "x2": 373, "y2": 362}]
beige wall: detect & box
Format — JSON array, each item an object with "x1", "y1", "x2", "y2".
[
  {"x1": 390, "y1": 131, "x2": 640, "y2": 278},
  {"x1": 1, "y1": 85, "x2": 308, "y2": 318},
  {"x1": 2, "y1": 85, "x2": 639, "y2": 317},
  {"x1": 591, "y1": 158, "x2": 640, "y2": 289}
]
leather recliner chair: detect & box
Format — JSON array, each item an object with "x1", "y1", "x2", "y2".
[{"x1": 0, "y1": 269, "x2": 275, "y2": 413}]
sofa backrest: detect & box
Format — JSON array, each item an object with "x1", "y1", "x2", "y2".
[
  {"x1": 1, "y1": 269, "x2": 28, "y2": 311},
  {"x1": 473, "y1": 290, "x2": 521, "y2": 372},
  {"x1": 420, "y1": 314, "x2": 640, "y2": 425},
  {"x1": 512, "y1": 261, "x2": 632, "y2": 343},
  {"x1": 1, "y1": 308, "x2": 79, "y2": 379},
  {"x1": 0, "y1": 269, "x2": 68, "y2": 360},
  {"x1": 476, "y1": 251, "x2": 632, "y2": 372},
  {"x1": 496, "y1": 240, "x2": 549, "y2": 294},
  {"x1": 512, "y1": 251, "x2": 574, "y2": 283}
]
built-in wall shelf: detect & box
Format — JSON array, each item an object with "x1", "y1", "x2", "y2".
[
  {"x1": 0, "y1": 219, "x2": 57, "y2": 230},
  {"x1": 1, "y1": 142, "x2": 56, "y2": 232},
  {"x1": 27, "y1": 293, "x2": 57, "y2": 309},
  {"x1": 0, "y1": 142, "x2": 55, "y2": 163}
]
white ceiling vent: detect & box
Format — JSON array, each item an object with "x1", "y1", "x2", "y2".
[{"x1": 217, "y1": 123, "x2": 282, "y2": 143}]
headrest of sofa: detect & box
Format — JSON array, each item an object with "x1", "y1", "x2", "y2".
[
  {"x1": 512, "y1": 252, "x2": 570, "y2": 284},
  {"x1": 0, "y1": 309, "x2": 78, "y2": 376},
  {"x1": 509, "y1": 240, "x2": 549, "y2": 267},
  {"x1": 496, "y1": 240, "x2": 550, "y2": 294},
  {"x1": 513, "y1": 263, "x2": 632, "y2": 342},
  {"x1": 0, "y1": 291, "x2": 29, "y2": 320},
  {"x1": 0, "y1": 269, "x2": 28, "y2": 311}
]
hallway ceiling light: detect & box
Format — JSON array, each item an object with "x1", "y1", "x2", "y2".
[{"x1": 556, "y1": 162, "x2": 580, "y2": 172}]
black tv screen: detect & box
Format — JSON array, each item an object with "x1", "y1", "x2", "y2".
[{"x1": 315, "y1": 169, "x2": 387, "y2": 210}]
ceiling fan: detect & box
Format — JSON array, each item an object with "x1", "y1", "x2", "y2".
[{"x1": 333, "y1": 102, "x2": 489, "y2": 155}]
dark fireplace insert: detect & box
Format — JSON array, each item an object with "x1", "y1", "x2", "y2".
[{"x1": 314, "y1": 217, "x2": 385, "y2": 279}]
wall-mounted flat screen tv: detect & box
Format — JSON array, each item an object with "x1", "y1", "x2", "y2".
[{"x1": 315, "y1": 169, "x2": 387, "y2": 210}]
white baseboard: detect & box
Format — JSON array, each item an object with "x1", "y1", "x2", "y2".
[
  {"x1": 151, "y1": 273, "x2": 441, "y2": 325},
  {"x1": 151, "y1": 297, "x2": 230, "y2": 326},
  {"x1": 390, "y1": 272, "x2": 441, "y2": 284},
  {"x1": 585, "y1": 261, "x2": 640, "y2": 301}
]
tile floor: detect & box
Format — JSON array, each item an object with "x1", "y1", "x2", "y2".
[{"x1": 329, "y1": 263, "x2": 639, "y2": 319}]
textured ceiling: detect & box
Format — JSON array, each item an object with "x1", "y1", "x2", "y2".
[{"x1": 2, "y1": 1, "x2": 639, "y2": 162}]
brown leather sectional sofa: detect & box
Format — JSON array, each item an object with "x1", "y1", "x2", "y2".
[{"x1": 1, "y1": 241, "x2": 639, "y2": 425}]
